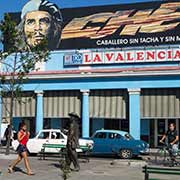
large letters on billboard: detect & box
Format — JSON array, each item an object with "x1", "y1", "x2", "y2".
[{"x1": 10, "y1": 0, "x2": 180, "y2": 50}]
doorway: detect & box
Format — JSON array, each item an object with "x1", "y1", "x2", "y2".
[{"x1": 154, "y1": 119, "x2": 179, "y2": 147}]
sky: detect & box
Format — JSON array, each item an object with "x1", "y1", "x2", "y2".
[
  {"x1": 0, "y1": 0, "x2": 162, "y2": 50},
  {"x1": 0, "y1": 0, "x2": 162, "y2": 20}
]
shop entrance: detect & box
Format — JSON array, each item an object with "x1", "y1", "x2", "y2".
[
  {"x1": 154, "y1": 119, "x2": 179, "y2": 147},
  {"x1": 89, "y1": 89, "x2": 128, "y2": 136},
  {"x1": 141, "y1": 119, "x2": 180, "y2": 148},
  {"x1": 141, "y1": 88, "x2": 180, "y2": 147}
]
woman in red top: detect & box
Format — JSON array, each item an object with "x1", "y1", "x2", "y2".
[{"x1": 8, "y1": 122, "x2": 34, "y2": 175}]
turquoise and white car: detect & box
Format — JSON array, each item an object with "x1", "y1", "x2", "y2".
[{"x1": 12, "y1": 129, "x2": 94, "y2": 154}]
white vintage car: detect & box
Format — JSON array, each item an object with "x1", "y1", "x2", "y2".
[{"x1": 12, "y1": 129, "x2": 94, "y2": 154}]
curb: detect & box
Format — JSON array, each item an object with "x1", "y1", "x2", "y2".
[{"x1": 111, "y1": 160, "x2": 147, "y2": 167}]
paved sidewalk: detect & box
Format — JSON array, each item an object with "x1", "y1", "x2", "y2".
[
  {"x1": 0, "y1": 148, "x2": 179, "y2": 180},
  {"x1": 0, "y1": 156, "x2": 144, "y2": 180}
]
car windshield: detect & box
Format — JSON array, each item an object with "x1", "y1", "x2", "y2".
[{"x1": 124, "y1": 133, "x2": 134, "y2": 140}]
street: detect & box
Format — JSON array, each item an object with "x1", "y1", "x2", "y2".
[
  {"x1": 0, "y1": 155, "x2": 143, "y2": 180},
  {"x1": 0, "y1": 152, "x2": 180, "y2": 180}
]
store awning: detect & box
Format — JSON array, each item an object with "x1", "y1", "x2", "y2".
[
  {"x1": 43, "y1": 90, "x2": 81, "y2": 118},
  {"x1": 141, "y1": 88, "x2": 180, "y2": 118},
  {"x1": 2, "y1": 92, "x2": 35, "y2": 118},
  {"x1": 89, "y1": 89, "x2": 127, "y2": 119}
]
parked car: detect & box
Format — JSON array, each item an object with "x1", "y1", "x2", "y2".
[
  {"x1": 90, "y1": 130, "x2": 149, "y2": 159},
  {"x1": 12, "y1": 129, "x2": 94, "y2": 154}
]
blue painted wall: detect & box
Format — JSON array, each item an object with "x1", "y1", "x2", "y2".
[
  {"x1": 18, "y1": 75, "x2": 180, "y2": 92},
  {"x1": 12, "y1": 117, "x2": 22, "y2": 132},
  {"x1": 141, "y1": 119, "x2": 150, "y2": 135},
  {"x1": 92, "y1": 118, "x2": 104, "y2": 135},
  {"x1": 51, "y1": 118, "x2": 62, "y2": 129}
]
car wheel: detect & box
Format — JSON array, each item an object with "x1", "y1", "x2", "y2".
[{"x1": 119, "y1": 149, "x2": 133, "y2": 159}]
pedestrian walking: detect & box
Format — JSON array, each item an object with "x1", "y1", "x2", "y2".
[{"x1": 8, "y1": 122, "x2": 34, "y2": 175}]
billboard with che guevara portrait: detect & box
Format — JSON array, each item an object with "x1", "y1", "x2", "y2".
[{"x1": 10, "y1": 0, "x2": 180, "y2": 50}]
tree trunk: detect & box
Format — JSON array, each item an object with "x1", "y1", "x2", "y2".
[{"x1": 5, "y1": 92, "x2": 14, "y2": 155}]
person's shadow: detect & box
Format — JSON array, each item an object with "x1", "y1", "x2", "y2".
[
  {"x1": 51, "y1": 163, "x2": 60, "y2": 168},
  {"x1": 13, "y1": 167, "x2": 27, "y2": 174}
]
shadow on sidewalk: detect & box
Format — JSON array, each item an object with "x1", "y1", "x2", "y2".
[
  {"x1": 13, "y1": 167, "x2": 27, "y2": 175},
  {"x1": 51, "y1": 163, "x2": 60, "y2": 169}
]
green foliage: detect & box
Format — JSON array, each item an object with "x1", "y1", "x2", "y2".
[
  {"x1": 0, "y1": 13, "x2": 50, "y2": 100},
  {"x1": 0, "y1": 13, "x2": 50, "y2": 155},
  {"x1": 0, "y1": 14, "x2": 17, "y2": 52}
]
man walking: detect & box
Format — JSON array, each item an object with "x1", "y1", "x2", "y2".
[{"x1": 66, "y1": 112, "x2": 80, "y2": 171}]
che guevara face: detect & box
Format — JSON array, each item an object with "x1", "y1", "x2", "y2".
[{"x1": 24, "y1": 11, "x2": 52, "y2": 47}]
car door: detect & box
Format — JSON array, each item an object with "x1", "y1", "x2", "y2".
[
  {"x1": 92, "y1": 132, "x2": 109, "y2": 154},
  {"x1": 27, "y1": 131, "x2": 50, "y2": 153},
  {"x1": 108, "y1": 132, "x2": 123, "y2": 154},
  {"x1": 49, "y1": 131, "x2": 67, "y2": 153}
]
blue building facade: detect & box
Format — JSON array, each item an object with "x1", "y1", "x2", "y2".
[
  {"x1": 1, "y1": 48, "x2": 180, "y2": 147},
  {"x1": 0, "y1": 0, "x2": 180, "y2": 147}
]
